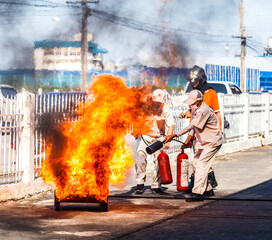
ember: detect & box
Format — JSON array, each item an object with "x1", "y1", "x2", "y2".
[{"x1": 40, "y1": 74, "x2": 153, "y2": 202}]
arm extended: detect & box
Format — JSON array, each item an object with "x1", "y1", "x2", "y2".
[{"x1": 164, "y1": 124, "x2": 194, "y2": 143}]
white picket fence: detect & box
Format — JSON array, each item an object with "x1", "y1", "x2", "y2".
[
  {"x1": 168, "y1": 93, "x2": 272, "y2": 147},
  {"x1": 0, "y1": 92, "x2": 35, "y2": 185},
  {"x1": 0, "y1": 95, "x2": 22, "y2": 184},
  {"x1": 34, "y1": 92, "x2": 87, "y2": 177},
  {"x1": 1, "y1": 91, "x2": 272, "y2": 186}
]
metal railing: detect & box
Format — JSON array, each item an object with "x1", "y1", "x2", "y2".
[
  {"x1": 34, "y1": 92, "x2": 87, "y2": 178},
  {"x1": 0, "y1": 95, "x2": 23, "y2": 184},
  {"x1": 170, "y1": 93, "x2": 272, "y2": 144},
  {"x1": 1, "y1": 91, "x2": 272, "y2": 185}
]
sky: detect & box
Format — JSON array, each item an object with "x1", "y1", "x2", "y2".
[{"x1": 0, "y1": 0, "x2": 272, "y2": 69}]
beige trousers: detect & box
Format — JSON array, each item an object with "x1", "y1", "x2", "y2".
[
  {"x1": 135, "y1": 135, "x2": 164, "y2": 189},
  {"x1": 192, "y1": 143, "x2": 222, "y2": 195}
]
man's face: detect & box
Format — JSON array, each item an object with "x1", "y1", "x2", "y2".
[
  {"x1": 152, "y1": 101, "x2": 163, "y2": 116},
  {"x1": 189, "y1": 100, "x2": 202, "y2": 109},
  {"x1": 191, "y1": 80, "x2": 199, "y2": 88}
]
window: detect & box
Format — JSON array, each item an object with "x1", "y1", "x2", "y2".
[
  {"x1": 43, "y1": 60, "x2": 54, "y2": 64},
  {"x1": 1, "y1": 87, "x2": 17, "y2": 98},
  {"x1": 44, "y1": 51, "x2": 54, "y2": 56},
  {"x1": 209, "y1": 83, "x2": 228, "y2": 94},
  {"x1": 229, "y1": 84, "x2": 242, "y2": 94}
]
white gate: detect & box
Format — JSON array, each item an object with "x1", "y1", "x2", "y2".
[
  {"x1": 0, "y1": 95, "x2": 23, "y2": 184},
  {"x1": 1, "y1": 91, "x2": 272, "y2": 186},
  {"x1": 34, "y1": 92, "x2": 87, "y2": 177}
]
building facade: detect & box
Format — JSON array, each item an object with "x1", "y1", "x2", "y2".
[{"x1": 34, "y1": 34, "x2": 107, "y2": 71}]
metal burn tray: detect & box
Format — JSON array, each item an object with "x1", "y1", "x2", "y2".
[{"x1": 54, "y1": 191, "x2": 108, "y2": 212}]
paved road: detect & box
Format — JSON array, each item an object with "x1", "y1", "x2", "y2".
[
  {"x1": 0, "y1": 145, "x2": 271, "y2": 240},
  {"x1": 121, "y1": 180, "x2": 272, "y2": 240}
]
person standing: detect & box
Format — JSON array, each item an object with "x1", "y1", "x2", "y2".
[
  {"x1": 165, "y1": 90, "x2": 223, "y2": 201},
  {"x1": 184, "y1": 65, "x2": 222, "y2": 131},
  {"x1": 135, "y1": 89, "x2": 174, "y2": 195},
  {"x1": 181, "y1": 65, "x2": 222, "y2": 189}
]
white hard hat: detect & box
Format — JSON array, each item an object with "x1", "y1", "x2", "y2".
[{"x1": 152, "y1": 89, "x2": 165, "y2": 103}]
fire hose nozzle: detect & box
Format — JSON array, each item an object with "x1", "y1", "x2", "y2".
[{"x1": 146, "y1": 140, "x2": 165, "y2": 155}]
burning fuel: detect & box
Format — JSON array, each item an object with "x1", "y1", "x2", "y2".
[{"x1": 40, "y1": 74, "x2": 153, "y2": 202}]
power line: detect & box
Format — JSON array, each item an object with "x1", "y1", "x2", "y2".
[
  {"x1": 0, "y1": 1, "x2": 235, "y2": 40},
  {"x1": 0, "y1": 0, "x2": 242, "y2": 49},
  {"x1": 248, "y1": 39, "x2": 267, "y2": 47},
  {"x1": 246, "y1": 44, "x2": 261, "y2": 54},
  {"x1": 0, "y1": 1, "x2": 61, "y2": 8},
  {"x1": 89, "y1": 8, "x2": 232, "y2": 38},
  {"x1": 88, "y1": 8, "x2": 235, "y2": 42}
]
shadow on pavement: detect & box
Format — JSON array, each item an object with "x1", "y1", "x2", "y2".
[{"x1": 118, "y1": 179, "x2": 272, "y2": 240}]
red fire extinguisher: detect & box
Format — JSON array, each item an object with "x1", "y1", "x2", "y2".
[
  {"x1": 158, "y1": 150, "x2": 173, "y2": 184},
  {"x1": 177, "y1": 148, "x2": 189, "y2": 191}
]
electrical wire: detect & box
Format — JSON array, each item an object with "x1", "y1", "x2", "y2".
[
  {"x1": 0, "y1": 0, "x2": 260, "y2": 53},
  {"x1": 0, "y1": 0, "x2": 63, "y2": 8},
  {"x1": 0, "y1": 0, "x2": 236, "y2": 43},
  {"x1": 246, "y1": 44, "x2": 261, "y2": 55},
  {"x1": 248, "y1": 39, "x2": 267, "y2": 48},
  {"x1": 89, "y1": 8, "x2": 232, "y2": 39}
]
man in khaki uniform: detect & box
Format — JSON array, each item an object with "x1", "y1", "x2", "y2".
[
  {"x1": 135, "y1": 89, "x2": 174, "y2": 195},
  {"x1": 165, "y1": 89, "x2": 223, "y2": 201}
]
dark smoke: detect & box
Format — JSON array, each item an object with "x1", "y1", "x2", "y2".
[
  {"x1": 0, "y1": 0, "x2": 239, "y2": 70},
  {"x1": 155, "y1": 33, "x2": 189, "y2": 68},
  {"x1": 0, "y1": 0, "x2": 79, "y2": 70},
  {"x1": 2, "y1": 39, "x2": 34, "y2": 69},
  {"x1": 0, "y1": 1, "x2": 33, "y2": 69},
  {"x1": 88, "y1": 0, "x2": 238, "y2": 67}
]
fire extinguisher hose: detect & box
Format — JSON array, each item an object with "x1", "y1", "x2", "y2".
[{"x1": 141, "y1": 135, "x2": 188, "y2": 146}]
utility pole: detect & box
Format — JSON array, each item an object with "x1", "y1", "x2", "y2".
[
  {"x1": 233, "y1": 0, "x2": 251, "y2": 92},
  {"x1": 67, "y1": 1, "x2": 99, "y2": 91},
  {"x1": 81, "y1": 0, "x2": 88, "y2": 92},
  {"x1": 239, "y1": 0, "x2": 246, "y2": 92}
]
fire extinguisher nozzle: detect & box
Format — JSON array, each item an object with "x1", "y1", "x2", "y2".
[{"x1": 146, "y1": 140, "x2": 164, "y2": 155}]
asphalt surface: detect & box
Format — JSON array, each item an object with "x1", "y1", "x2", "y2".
[{"x1": 0, "y1": 145, "x2": 271, "y2": 240}]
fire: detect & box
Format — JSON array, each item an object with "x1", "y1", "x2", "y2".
[{"x1": 40, "y1": 74, "x2": 152, "y2": 202}]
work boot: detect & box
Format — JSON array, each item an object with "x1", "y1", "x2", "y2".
[
  {"x1": 208, "y1": 170, "x2": 218, "y2": 188},
  {"x1": 135, "y1": 184, "x2": 144, "y2": 194},
  {"x1": 203, "y1": 189, "x2": 214, "y2": 196},
  {"x1": 151, "y1": 188, "x2": 163, "y2": 195},
  {"x1": 186, "y1": 193, "x2": 204, "y2": 202}
]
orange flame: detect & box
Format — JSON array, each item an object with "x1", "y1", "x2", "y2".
[{"x1": 40, "y1": 74, "x2": 152, "y2": 202}]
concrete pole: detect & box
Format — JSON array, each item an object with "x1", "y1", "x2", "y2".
[
  {"x1": 239, "y1": 0, "x2": 246, "y2": 92},
  {"x1": 218, "y1": 93, "x2": 224, "y2": 134},
  {"x1": 264, "y1": 93, "x2": 270, "y2": 137},
  {"x1": 243, "y1": 93, "x2": 249, "y2": 141},
  {"x1": 19, "y1": 92, "x2": 35, "y2": 183},
  {"x1": 81, "y1": 0, "x2": 88, "y2": 91}
]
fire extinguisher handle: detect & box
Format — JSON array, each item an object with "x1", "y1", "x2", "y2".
[{"x1": 181, "y1": 142, "x2": 188, "y2": 148}]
